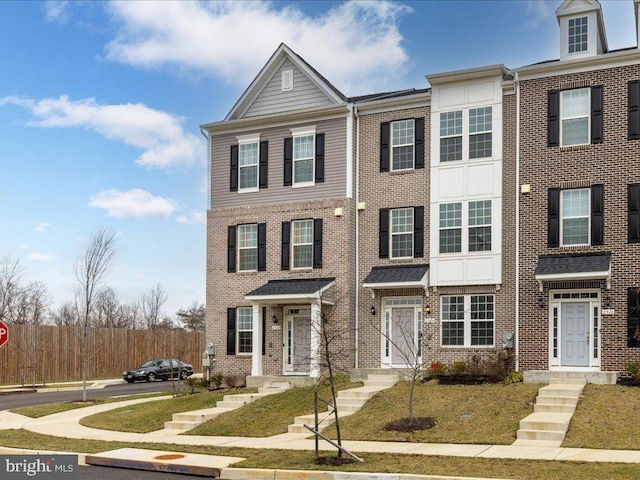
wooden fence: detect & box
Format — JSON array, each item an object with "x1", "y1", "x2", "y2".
[{"x1": 0, "y1": 324, "x2": 204, "y2": 385}]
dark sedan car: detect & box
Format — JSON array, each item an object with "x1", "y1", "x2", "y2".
[{"x1": 123, "y1": 359, "x2": 194, "y2": 383}]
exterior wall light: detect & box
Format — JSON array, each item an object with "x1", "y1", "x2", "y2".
[
  {"x1": 370, "y1": 306, "x2": 376, "y2": 316},
  {"x1": 272, "y1": 315, "x2": 278, "y2": 324}
]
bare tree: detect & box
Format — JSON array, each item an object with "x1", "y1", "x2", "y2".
[
  {"x1": 176, "y1": 301, "x2": 205, "y2": 332},
  {"x1": 141, "y1": 283, "x2": 167, "y2": 330},
  {"x1": 49, "y1": 302, "x2": 78, "y2": 326},
  {"x1": 0, "y1": 256, "x2": 25, "y2": 322},
  {"x1": 75, "y1": 229, "x2": 117, "y2": 401},
  {"x1": 94, "y1": 287, "x2": 137, "y2": 328}
]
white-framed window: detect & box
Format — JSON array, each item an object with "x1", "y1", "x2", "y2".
[
  {"x1": 237, "y1": 224, "x2": 257, "y2": 272},
  {"x1": 238, "y1": 142, "x2": 258, "y2": 191},
  {"x1": 391, "y1": 119, "x2": 415, "y2": 170},
  {"x1": 237, "y1": 307, "x2": 253, "y2": 354},
  {"x1": 439, "y1": 201, "x2": 493, "y2": 254},
  {"x1": 439, "y1": 203, "x2": 462, "y2": 253},
  {"x1": 469, "y1": 107, "x2": 492, "y2": 159},
  {"x1": 440, "y1": 111, "x2": 462, "y2": 162},
  {"x1": 440, "y1": 107, "x2": 492, "y2": 162},
  {"x1": 561, "y1": 188, "x2": 590, "y2": 246},
  {"x1": 390, "y1": 208, "x2": 414, "y2": 258},
  {"x1": 568, "y1": 16, "x2": 588, "y2": 54},
  {"x1": 561, "y1": 88, "x2": 590, "y2": 147},
  {"x1": 441, "y1": 295, "x2": 494, "y2": 347},
  {"x1": 292, "y1": 219, "x2": 313, "y2": 269},
  {"x1": 468, "y1": 200, "x2": 492, "y2": 252},
  {"x1": 293, "y1": 134, "x2": 315, "y2": 186}
]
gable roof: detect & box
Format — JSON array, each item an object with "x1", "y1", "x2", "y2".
[{"x1": 225, "y1": 43, "x2": 347, "y2": 121}]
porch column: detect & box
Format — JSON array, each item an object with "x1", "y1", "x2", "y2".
[
  {"x1": 310, "y1": 301, "x2": 321, "y2": 378},
  {"x1": 251, "y1": 304, "x2": 263, "y2": 376}
]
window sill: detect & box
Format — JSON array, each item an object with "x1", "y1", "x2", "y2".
[
  {"x1": 237, "y1": 270, "x2": 259, "y2": 275},
  {"x1": 389, "y1": 168, "x2": 416, "y2": 175},
  {"x1": 440, "y1": 345, "x2": 495, "y2": 349},
  {"x1": 559, "y1": 143, "x2": 591, "y2": 152},
  {"x1": 238, "y1": 187, "x2": 259, "y2": 194},
  {"x1": 292, "y1": 182, "x2": 315, "y2": 188}
]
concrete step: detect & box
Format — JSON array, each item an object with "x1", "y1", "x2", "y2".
[
  {"x1": 538, "y1": 385, "x2": 584, "y2": 397},
  {"x1": 534, "y1": 394, "x2": 578, "y2": 406},
  {"x1": 163, "y1": 420, "x2": 202, "y2": 430},
  {"x1": 364, "y1": 375, "x2": 399, "y2": 387},
  {"x1": 534, "y1": 402, "x2": 576, "y2": 413},
  {"x1": 549, "y1": 377, "x2": 586, "y2": 386},
  {"x1": 516, "y1": 428, "x2": 566, "y2": 442},
  {"x1": 519, "y1": 412, "x2": 571, "y2": 432}
]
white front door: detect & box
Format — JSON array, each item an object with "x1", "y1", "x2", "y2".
[
  {"x1": 561, "y1": 302, "x2": 589, "y2": 367},
  {"x1": 382, "y1": 297, "x2": 422, "y2": 367},
  {"x1": 284, "y1": 308, "x2": 312, "y2": 374}
]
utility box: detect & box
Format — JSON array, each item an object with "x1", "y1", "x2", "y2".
[
  {"x1": 502, "y1": 332, "x2": 514, "y2": 349},
  {"x1": 204, "y1": 342, "x2": 216, "y2": 356}
]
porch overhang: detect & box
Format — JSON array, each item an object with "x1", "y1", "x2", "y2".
[
  {"x1": 362, "y1": 264, "x2": 429, "y2": 297},
  {"x1": 245, "y1": 277, "x2": 336, "y2": 305},
  {"x1": 534, "y1": 253, "x2": 611, "y2": 292}
]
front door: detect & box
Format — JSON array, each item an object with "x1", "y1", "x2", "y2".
[
  {"x1": 284, "y1": 308, "x2": 311, "y2": 374},
  {"x1": 561, "y1": 302, "x2": 589, "y2": 367},
  {"x1": 391, "y1": 308, "x2": 416, "y2": 365}
]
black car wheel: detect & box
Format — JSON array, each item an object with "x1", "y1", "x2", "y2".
[
  {"x1": 147, "y1": 372, "x2": 156, "y2": 382},
  {"x1": 126, "y1": 379, "x2": 134, "y2": 383},
  {"x1": 180, "y1": 370, "x2": 188, "y2": 380}
]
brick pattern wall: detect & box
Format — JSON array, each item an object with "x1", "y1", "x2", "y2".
[
  {"x1": 518, "y1": 64, "x2": 640, "y2": 371},
  {"x1": 206, "y1": 197, "x2": 355, "y2": 378}
]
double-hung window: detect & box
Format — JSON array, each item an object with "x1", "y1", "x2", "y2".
[
  {"x1": 391, "y1": 120, "x2": 415, "y2": 170},
  {"x1": 469, "y1": 107, "x2": 492, "y2": 159},
  {"x1": 439, "y1": 203, "x2": 462, "y2": 253},
  {"x1": 292, "y1": 219, "x2": 313, "y2": 269},
  {"x1": 441, "y1": 295, "x2": 494, "y2": 347},
  {"x1": 440, "y1": 111, "x2": 462, "y2": 162},
  {"x1": 561, "y1": 89, "x2": 590, "y2": 146},
  {"x1": 468, "y1": 200, "x2": 492, "y2": 252},
  {"x1": 568, "y1": 16, "x2": 588, "y2": 54},
  {"x1": 236, "y1": 307, "x2": 253, "y2": 354},
  {"x1": 561, "y1": 188, "x2": 590, "y2": 246},
  {"x1": 237, "y1": 224, "x2": 258, "y2": 271},
  {"x1": 293, "y1": 134, "x2": 314, "y2": 185},
  {"x1": 391, "y1": 208, "x2": 414, "y2": 258},
  {"x1": 238, "y1": 142, "x2": 258, "y2": 191}
]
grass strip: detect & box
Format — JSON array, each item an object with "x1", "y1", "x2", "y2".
[{"x1": 0, "y1": 429, "x2": 639, "y2": 480}]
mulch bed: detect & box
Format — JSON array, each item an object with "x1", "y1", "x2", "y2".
[
  {"x1": 428, "y1": 374, "x2": 503, "y2": 385},
  {"x1": 315, "y1": 456, "x2": 357, "y2": 466},
  {"x1": 383, "y1": 417, "x2": 436, "y2": 433}
]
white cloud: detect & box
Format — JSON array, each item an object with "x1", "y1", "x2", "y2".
[
  {"x1": 89, "y1": 189, "x2": 177, "y2": 219},
  {"x1": 44, "y1": 0, "x2": 71, "y2": 25},
  {"x1": 523, "y1": 0, "x2": 555, "y2": 30},
  {"x1": 0, "y1": 95, "x2": 202, "y2": 170},
  {"x1": 104, "y1": 0, "x2": 412, "y2": 94},
  {"x1": 176, "y1": 211, "x2": 206, "y2": 225},
  {"x1": 35, "y1": 222, "x2": 51, "y2": 233},
  {"x1": 27, "y1": 253, "x2": 53, "y2": 262}
]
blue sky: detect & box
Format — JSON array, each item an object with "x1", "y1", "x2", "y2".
[{"x1": 0, "y1": 0, "x2": 636, "y2": 318}]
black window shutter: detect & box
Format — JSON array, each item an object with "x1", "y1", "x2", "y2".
[
  {"x1": 548, "y1": 188, "x2": 560, "y2": 247},
  {"x1": 230, "y1": 145, "x2": 239, "y2": 191},
  {"x1": 629, "y1": 80, "x2": 640, "y2": 140},
  {"x1": 283, "y1": 138, "x2": 293, "y2": 186},
  {"x1": 262, "y1": 306, "x2": 266, "y2": 355},
  {"x1": 380, "y1": 122, "x2": 390, "y2": 172},
  {"x1": 379, "y1": 208, "x2": 389, "y2": 258},
  {"x1": 628, "y1": 287, "x2": 640, "y2": 348},
  {"x1": 226, "y1": 308, "x2": 236, "y2": 355},
  {"x1": 591, "y1": 86, "x2": 603, "y2": 144},
  {"x1": 259, "y1": 141, "x2": 268, "y2": 189},
  {"x1": 548, "y1": 91, "x2": 560, "y2": 147},
  {"x1": 257, "y1": 223, "x2": 267, "y2": 271},
  {"x1": 281, "y1": 221, "x2": 291, "y2": 270},
  {"x1": 313, "y1": 219, "x2": 323, "y2": 268},
  {"x1": 414, "y1": 118, "x2": 425, "y2": 169},
  {"x1": 628, "y1": 184, "x2": 640, "y2": 243},
  {"x1": 591, "y1": 184, "x2": 604, "y2": 245},
  {"x1": 413, "y1": 206, "x2": 424, "y2": 258},
  {"x1": 227, "y1": 225, "x2": 236, "y2": 273},
  {"x1": 315, "y1": 133, "x2": 325, "y2": 183}
]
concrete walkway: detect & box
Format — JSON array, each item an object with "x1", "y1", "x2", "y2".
[{"x1": 2, "y1": 397, "x2": 640, "y2": 465}]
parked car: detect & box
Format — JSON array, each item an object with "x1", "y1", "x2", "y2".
[{"x1": 123, "y1": 359, "x2": 194, "y2": 383}]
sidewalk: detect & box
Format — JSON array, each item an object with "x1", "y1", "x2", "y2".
[
  {"x1": 2, "y1": 397, "x2": 640, "y2": 465},
  {"x1": 0, "y1": 378, "x2": 125, "y2": 394}
]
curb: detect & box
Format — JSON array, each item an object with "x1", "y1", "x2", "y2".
[{"x1": 219, "y1": 468, "x2": 510, "y2": 480}]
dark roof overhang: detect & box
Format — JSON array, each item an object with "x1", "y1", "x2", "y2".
[{"x1": 534, "y1": 253, "x2": 611, "y2": 291}]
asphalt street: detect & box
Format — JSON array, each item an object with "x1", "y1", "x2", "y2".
[{"x1": 0, "y1": 380, "x2": 181, "y2": 410}]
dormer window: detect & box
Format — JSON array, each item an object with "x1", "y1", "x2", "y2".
[{"x1": 568, "y1": 16, "x2": 588, "y2": 54}]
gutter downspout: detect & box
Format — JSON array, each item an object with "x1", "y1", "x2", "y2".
[
  {"x1": 353, "y1": 105, "x2": 360, "y2": 369},
  {"x1": 514, "y1": 73, "x2": 520, "y2": 372}
]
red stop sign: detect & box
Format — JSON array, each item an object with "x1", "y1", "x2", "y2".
[{"x1": 0, "y1": 320, "x2": 7, "y2": 348}]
